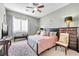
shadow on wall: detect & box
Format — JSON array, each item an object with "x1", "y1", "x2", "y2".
[{"x1": 70, "y1": 15, "x2": 79, "y2": 27}]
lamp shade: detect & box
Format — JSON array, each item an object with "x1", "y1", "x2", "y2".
[
  {"x1": 64, "y1": 16, "x2": 72, "y2": 27},
  {"x1": 64, "y1": 16, "x2": 72, "y2": 22}
]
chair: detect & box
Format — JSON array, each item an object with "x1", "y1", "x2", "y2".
[{"x1": 55, "y1": 33, "x2": 69, "y2": 55}]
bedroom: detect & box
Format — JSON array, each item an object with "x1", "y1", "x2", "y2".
[{"x1": 0, "y1": 3, "x2": 79, "y2": 56}]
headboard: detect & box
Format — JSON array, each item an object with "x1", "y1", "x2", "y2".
[
  {"x1": 40, "y1": 28, "x2": 59, "y2": 32},
  {"x1": 40, "y1": 28, "x2": 59, "y2": 38}
]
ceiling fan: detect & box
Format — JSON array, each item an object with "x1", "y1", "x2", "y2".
[{"x1": 26, "y1": 3, "x2": 44, "y2": 13}]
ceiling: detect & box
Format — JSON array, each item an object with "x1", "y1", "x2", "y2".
[{"x1": 4, "y1": 3, "x2": 70, "y2": 18}]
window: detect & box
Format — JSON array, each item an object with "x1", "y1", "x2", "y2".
[
  {"x1": 21, "y1": 20, "x2": 28, "y2": 32},
  {"x1": 13, "y1": 17, "x2": 21, "y2": 33},
  {"x1": 13, "y1": 16, "x2": 28, "y2": 33}
]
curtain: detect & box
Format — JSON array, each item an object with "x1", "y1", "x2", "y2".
[{"x1": 13, "y1": 16, "x2": 28, "y2": 33}]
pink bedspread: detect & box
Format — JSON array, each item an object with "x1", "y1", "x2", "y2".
[{"x1": 38, "y1": 35, "x2": 58, "y2": 54}]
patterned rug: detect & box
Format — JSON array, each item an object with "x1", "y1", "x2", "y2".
[
  {"x1": 8, "y1": 40, "x2": 79, "y2": 56},
  {"x1": 8, "y1": 40, "x2": 37, "y2": 56}
]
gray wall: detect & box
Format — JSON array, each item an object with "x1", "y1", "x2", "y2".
[
  {"x1": 40, "y1": 3, "x2": 79, "y2": 28},
  {"x1": 28, "y1": 18, "x2": 40, "y2": 35},
  {"x1": 0, "y1": 3, "x2": 5, "y2": 39},
  {"x1": 6, "y1": 10, "x2": 40, "y2": 36}
]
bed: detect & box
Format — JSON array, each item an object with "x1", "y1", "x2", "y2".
[{"x1": 27, "y1": 34, "x2": 58, "y2": 55}]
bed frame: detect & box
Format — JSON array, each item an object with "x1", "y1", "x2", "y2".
[
  {"x1": 27, "y1": 42, "x2": 56, "y2": 56},
  {"x1": 27, "y1": 42, "x2": 39, "y2": 55},
  {"x1": 27, "y1": 28, "x2": 59, "y2": 56}
]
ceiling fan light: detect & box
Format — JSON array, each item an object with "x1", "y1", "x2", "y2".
[{"x1": 34, "y1": 8, "x2": 37, "y2": 11}]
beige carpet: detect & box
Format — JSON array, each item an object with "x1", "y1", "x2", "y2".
[
  {"x1": 8, "y1": 40, "x2": 79, "y2": 56},
  {"x1": 40, "y1": 47, "x2": 79, "y2": 56}
]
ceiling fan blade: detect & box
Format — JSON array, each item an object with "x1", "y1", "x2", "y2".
[
  {"x1": 37, "y1": 9, "x2": 42, "y2": 13},
  {"x1": 33, "y1": 3, "x2": 39, "y2": 6},
  {"x1": 26, "y1": 6, "x2": 34, "y2": 9},
  {"x1": 37, "y1": 5, "x2": 44, "y2": 8}
]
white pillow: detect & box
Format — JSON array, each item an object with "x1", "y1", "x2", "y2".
[
  {"x1": 50, "y1": 32, "x2": 57, "y2": 36},
  {"x1": 46, "y1": 31, "x2": 50, "y2": 36},
  {"x1": 40, "y1": 30, "x2": 46, "y2": 36},
  {"x1": 50, "y1": 32, "x2": 53, "y2": 36},
  {"x1": 36, "y1": 30, "x2": 40, "y2": 35}
]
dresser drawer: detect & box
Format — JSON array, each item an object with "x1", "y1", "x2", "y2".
[
  {"x1": 70, "y1": 38, "x2": 77, "y2": 40},
  {"x1": 69, "y1": 46, "x2": 77, "y2": 50},
  {"x1": 69, "y1": 41, "x2": 77, "y2": 45},
  {"x1": 69, "y1": 44, "x2": 77, "y2": 48},
  {"x1": 70, "y1": 35, "x2": 77, "y2": 38},
  {"x1": 70, "y1": 31, "x2": 76, "y2": 33},
  {"x1": 69, "y1": 40, "x2": 77, "y2": 43},
  {"x1": 68, "y1": 28, "x2": 77, "y2": 31}
]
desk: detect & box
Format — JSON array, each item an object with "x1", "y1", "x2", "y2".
[{"x1": 0, "y1": 37, "x2": 12, "y2": 56}]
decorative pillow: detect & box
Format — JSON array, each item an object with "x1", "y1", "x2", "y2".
[
  {"x1": 36, "y1": 30, "x2": 41, "y2": 35},
  {"x1": 45, "y1": 31, "x2": 50, "y2": 36},
  {"x1": 40, "y1": 30, "x2": 46, "y2": 36},
  {"x1": 59, "y1": 33, "x2": 69, "y2": 45},
  {"x1": 49, "y1": 32, "x2": 53, "y2": 36},
  {"x1": 53, "y1": 32, "x2": 57, "y2": 35},
  {"x1": 49, "y1": 32, "x2": 57, "y2": 36}
]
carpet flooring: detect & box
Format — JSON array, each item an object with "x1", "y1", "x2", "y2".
[
  {"x1": 8, "y1": 40, "x2": 79, "y2": 56},
  {"x1": 8, "y1": 40, "x2": 37, "y2": 56}
]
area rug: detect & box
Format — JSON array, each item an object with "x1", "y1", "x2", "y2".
[{"x1": 8, "y1": 40, "x2": 37, "y2": 56}]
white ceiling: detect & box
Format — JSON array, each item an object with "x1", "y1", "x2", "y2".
[{"x1": 4, "y1": 3, "x2": 70, "y2": 18}]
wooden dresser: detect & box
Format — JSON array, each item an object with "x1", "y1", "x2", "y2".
[
  {"x1": 77, "y1": 27, "x2": 79, "y2": 52},
  {"x1": 59, "y1": 27, "x2": 78, "y2": 51}
]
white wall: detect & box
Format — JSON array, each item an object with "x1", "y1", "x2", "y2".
[
  {"x1": 0, "y1": 3, "x2": 5, "y2": 39},
  {"x1": 40, "y1": 3, "x2": 79, "y2": 28},
  {"x1": 28, "y1": 18, "x2": 40, "y2": 35}
]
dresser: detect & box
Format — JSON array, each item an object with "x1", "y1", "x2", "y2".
[
  {"x1": 77, "y1": 27, "x2": 79, "y2": 52},
  {"x1": 59, "y1": 27, "x2": 78, "y2": 51}
]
